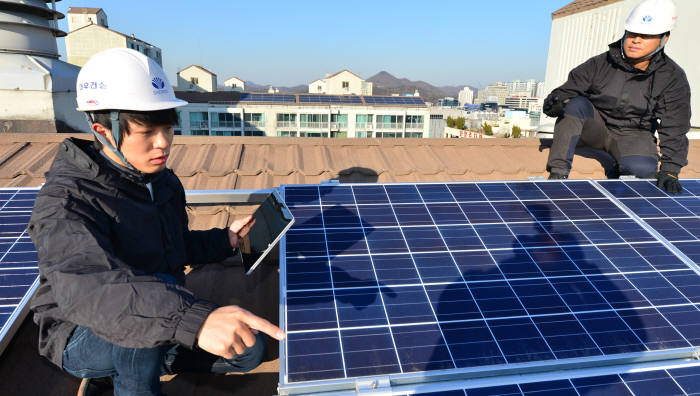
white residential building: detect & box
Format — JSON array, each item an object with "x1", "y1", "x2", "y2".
[
  {"x1": 173, "y1": 92, "x2": 429, "y2": 139},
  {"x1": 539, "y1": 0, "x2": 700, "y2": 133},
  {"x1": 224, "y1": 77, "x2": 244, "y2": 91},
  {"x1": 177, "y1": 65, "x2": 217, "y2": 92},
  {"x1": 458, "y1": 87, "x2": 474, "y2": 106},
  {"x1": 308, "y1": 70, "x2": 372, "y2": 96},
  {"x1": 67, "y1": 7, "x2": 108, "y2": 31},
  {"x1": 65, "y1": 8, "x2": 162, "y2": 67}
]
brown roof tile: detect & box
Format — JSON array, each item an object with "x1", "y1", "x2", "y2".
[{"x1": 552, "y1": 0, "x2": 624, "y2": 19}]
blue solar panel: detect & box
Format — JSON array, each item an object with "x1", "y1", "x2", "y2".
[
  {"x1": 278, "y1": 180, "x2": 700, "y2": 394},
  {"x1": 0, "y1": 188, "x2": 39, "y2": 356},
  {"x1": 393, "y1": 363, "x2": 700, "y2": 395},
  {"x1": 238, "y1": 93, "x2": 296, "y2": 103},
  {"x1": 298, "y1": 95, "x2": 363, "y2": 104},
  {"x1": 363, "y1": 96, "x2": 426, "y2": 106}
]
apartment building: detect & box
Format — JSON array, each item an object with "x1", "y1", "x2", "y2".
[
  {"x1": 173, "y1": 91, "x2": 428, "y2": 138},
  {"x1": 309, "y1": 70, "x2": 373, "y2": 96},
  {"x1": 65, "y1": 8, "x2": 162, "y2": 67},
  {"x1": 177, "y1": 65, "x2": 217, "y2": 92},
  {"x1": 224, "y1": 76, "x2": 245, "y2": 91}
]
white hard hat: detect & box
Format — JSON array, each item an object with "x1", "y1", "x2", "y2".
[
  {"x1": 625, "y1": 0, "x2": 677, "y2": 35},
  {"x1": 76, "y1": 48, "x2": 187, "y2": 112}
]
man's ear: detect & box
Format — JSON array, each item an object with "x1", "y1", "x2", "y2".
[{"x1": 92, "y1": 123, "x2": 117, "y2": 148}]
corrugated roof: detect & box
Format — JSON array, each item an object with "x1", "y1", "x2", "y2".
[{"x1": 552, "y1": 0, "x2": 624, "y2": 19}]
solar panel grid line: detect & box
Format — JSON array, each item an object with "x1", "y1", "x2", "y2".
[
  {"x1": 279, "y1": 181, "x2": 700, "y2": 393},
  {"x1": 348, "y1": 184, "x2": 405, "y2": 375},
  {"x1": 315, "y1": 185, "x2": 349, "y2": 379},
  {"x1": 594, "y1": 180, "x2": 700, "y2": 281},
  {"x1": 499, "y1": 181, "x2": 695, "y2": 353},
  {"x1": 379, "y1": 183, "x2": 460, "y2": 371},
  {"x1": 484, "y1": 182, "x2": 608, "y2": 358}
]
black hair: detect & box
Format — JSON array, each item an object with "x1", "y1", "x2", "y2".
[{"x1": 89, "y1": 108, "x2": 179, "y2": 150}]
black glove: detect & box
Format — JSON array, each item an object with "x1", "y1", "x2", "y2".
[
  {"x1": 656, "y1": 171, "x2": 682, "y2": 194},
  {"x1": 543, "y1": 96, "x2": 566, "y2": 118}
]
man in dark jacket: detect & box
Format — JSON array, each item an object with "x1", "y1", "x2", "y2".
[
  {"x1": 29, "y1": 48, "x2": 284, "y2": 396},
  {"x1": 544, "y1": 0, "x2": 691, "y2": 194}
]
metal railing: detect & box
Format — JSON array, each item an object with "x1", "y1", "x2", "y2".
[
  {"x1": 300, "y1": 122, "x2": 329, "y2": 129},
  {"x1": 189, "y1": 120, "x2": 209, "y2": 129},
  {"x1": 330, "y1": 122, "x2": 348, "y2": 130},
  {"x1": 244, "y1": 120, "x2": 266, "y2": 128},
  {"x1": 276, "y1": 121, "x2": 297, "y2": 128},
  {"x1": 211, "y1": 120, "x2": 240, "y2": 128},
  {"x1": 355, "y1": 122, "x2": 373, "y2": 130},
  {"x1": 375, "y1": 122, "x2": 403, "y2": 130},
  {"x1": 405, "y1": 122, "x2": 424, "y2": 130}
]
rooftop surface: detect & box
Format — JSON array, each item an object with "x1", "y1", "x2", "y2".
[{"x1": 1, "y1": 133, "x2": 698, "y2": 395}]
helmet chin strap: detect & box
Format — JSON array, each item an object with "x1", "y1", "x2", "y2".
[
  {"x1": 621, "y1": 32, "x2": 669, "y2": 62},
  {"x1": 84, "y1": 111, "x2": 147, "y2": 180}
]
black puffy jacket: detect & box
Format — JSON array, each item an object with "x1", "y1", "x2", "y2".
[
  {"x1": 546, "y1": 40, "x2": 692, "y2": 173},
  {"x1": 29, "y1": 138, "x2": 233, "y2": 368}
]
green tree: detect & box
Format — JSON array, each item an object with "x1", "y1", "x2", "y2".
[
  {"x1": 512, "y1": 125, "x2": 522, "y2": 138},
  {"x1": 482, "y1": 122, "x2": 493, "y2": 136},
  {"x1": 455, "y1": 117, "x2": 466, "y2": 130},
  {"x1": 446, "y1": 116, "x2": 455, "y2": 128}
]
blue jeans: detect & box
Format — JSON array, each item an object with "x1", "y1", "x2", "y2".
[
  {"x1": 62, "y1": 326, "x2": 267, "y2": 395},
  {"x1": 61, "y1": 274, "x2": 266, "y2": 395}
]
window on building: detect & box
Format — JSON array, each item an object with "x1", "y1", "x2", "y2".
[
  {"x1": 189, "y1": 112, "x2": 208, "y2": 130},
  {"x1": 376, "y1": 115, "x2": 403, "y2": 129},
  {"x1": 356, "y1": 131, "x2": 372, "y2": 138},
  {"x1": 342, "y1": 81, "x2": 349, "y2": 89},
  {"x1": 190, "y1": 77, "x2": 199, "y2": 84},
  {"x1": 212, "y1": 131, "x2": 234, "y2": 136},
  {"x1": 375, "y1": 131, "x2": 401, "y2": 138},
  {"x1": 317, "y1": 85, "x2": 323, "y2": 92},
  {"x1": 190, "y1": 130, "x2": 209, "y2": 136},
  {"x1": 404, "y1": 132, "x2": 423, "y2": 138},
  {"x1": 277, "y1": 131, "x2": 297, "y2": 137},
  {"x1": 244, "y1": 130, "x2": 265, "y2": 136},
  {"x1": 330, "y1": 114, "x2": 348, "y2": 129},
  {"x1": 300, "y1": 114, "x2": 328, "y2": 128},
  {"x1": 356, "y1": 114, "x2": 373, "y2": 129},
  {"x1": 212, "y1": 113, "x2": 235, "y2": 128},
  {"x1": 430, "y1": 114, "x2": 443, "y2": 120},
  {"x1": 300, "y1": 131, "x2": 328, "y2": 138}
]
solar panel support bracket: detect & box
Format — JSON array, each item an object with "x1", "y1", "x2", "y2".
[{"x1": 354, "y1": 376, "x2": 391, "y2": 394}]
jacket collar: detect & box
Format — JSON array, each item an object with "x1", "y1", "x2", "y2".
[{"x1": 608, "y1": 39, "x2": 666, "y2": 74}]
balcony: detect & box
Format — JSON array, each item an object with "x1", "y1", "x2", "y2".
[
  {"x1": 355, "y1": 122, "x2": 373, "y2": 130},
  {"x1": 406, "y1": 122, "x2": 424, "y2": 130},
  {"x1": 330, "y1": 122, "x2": 348, "y2": 130},
  {"x1": 276, "y1": 121, "x2": 297, "y2": 128},
  {"x1": 211, "y1": 120, "x2": 240, "y2": 128},
  {"x1": 189, "y1": 120, "x2": 209, "y2": 129},
  {"x1": 375, "y1": 122, "x2": 402, "y2": 130},
  {"x1": 300, "y1": 121, "x2": 329, "y2": 129},
  {"x1": 244, "y1": 120, "x2": 266, "y2": 128}
]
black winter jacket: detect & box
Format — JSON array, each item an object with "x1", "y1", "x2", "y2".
[
  {"x1": 29, "y1": 138, "x2": 233, "y2": 368},
  {"x1": 546, "y1": 40, "x2": 691, "y2": 173}
]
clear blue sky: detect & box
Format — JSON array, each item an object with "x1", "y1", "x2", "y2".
[{"x1": 55, "y1": 0, "x2": 573, "y2": 88}]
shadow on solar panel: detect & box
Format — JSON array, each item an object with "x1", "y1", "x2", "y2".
[{"x1": 281, "y1": 181, "x2": 700, "y2": 393}]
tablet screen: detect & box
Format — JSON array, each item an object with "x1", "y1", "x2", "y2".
[{"x1": 238, "y1": 190, "x2": 294, "y2": 275}]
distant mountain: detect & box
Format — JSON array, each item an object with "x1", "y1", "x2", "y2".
[
  {"x1": 367, "y1": 71, "x2": 474, "y2": 104},
  {"x1": 236, "y1": 72, "x2": 475, "y2": 104}
]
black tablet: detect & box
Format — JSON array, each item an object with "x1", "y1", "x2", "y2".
[{"x1": 237, "y1": 190, "x2": 295, "y2": 275}]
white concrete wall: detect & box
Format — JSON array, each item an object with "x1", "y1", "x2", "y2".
[
  {"x1": 308, "y1": 80, "x2": 326, "y2": 93},
  {"x1": 224, "y1": 77, "x2": 244, "y2": 90},
  {"x1": 177, "y1": 67, "x2": 216, "y2": 92},
  {"x1": 65, "y1": 25, "x2": 126, "y2": 67},
  {"x1": 67, "y1": 10, "x2": 107, "y2": 32},
  {"x1": 326, "y1": 71, "x2": 364, "y2": 95},
  {"x1": 541, "y1": 0, "x2": 700, "y2": 130}
]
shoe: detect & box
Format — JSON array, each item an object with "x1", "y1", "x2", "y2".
[
  {"x1": 548, "y1": 172, "x2": 568, "y2": 180},
  {"x1": 77, "y1": 377, "x2": 113, "y2": 396}
]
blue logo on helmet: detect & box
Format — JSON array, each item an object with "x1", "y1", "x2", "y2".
[
  {"x1": 642, "y1": 15, "x2": 653, "y2": 22},
  {"x1": 151, "y1": 77, "x2": 165, "y2": 89}
]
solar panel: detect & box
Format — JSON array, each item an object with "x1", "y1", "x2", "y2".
[
  {"x1": 298, "y1": 95, "x2": 363, "y2": 105},
  {"x1": 0, "y1": 188, "x2": 39, "y2": 356},
  {"x1": 238, "y1": 93, "x2": 296, "y2": 103},
  {"x1": 363, "y1": 96, "x2": 426, "y2": 106},
  {"x1": 277, "y1": 180, "x2": 700, "y2": 395},
  {"x1": 394, "y1": 362, "x2": 700, "y2": 395}
]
